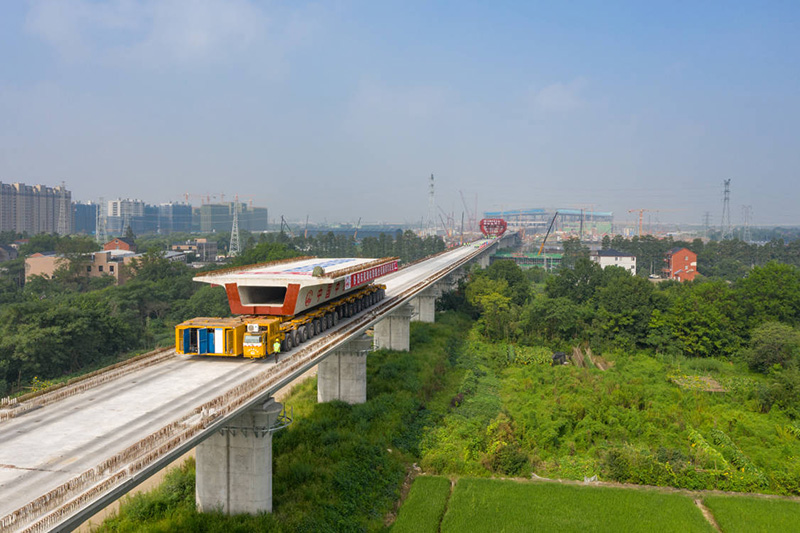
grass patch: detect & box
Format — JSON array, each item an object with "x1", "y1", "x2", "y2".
[
  {"x1": 392, "y1": 476, "x2": 451, "y2": 533},
  {"x1": 440, "y1": 478, "x2": 713, "y2": 533},
  {"x1": 703, "y1": 495, "x2": 800, "y2": 533}
]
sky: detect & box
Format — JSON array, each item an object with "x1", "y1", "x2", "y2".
[{"x1": 1, "y1": 1, "x2": 799, "y2": 227}]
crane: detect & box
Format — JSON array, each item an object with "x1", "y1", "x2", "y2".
[
  {"x1": 627, "y1": 209, "x2": 651, "y2": 237},
  {"x1": 353, "y1": 217, "x2": 362, "y2": 240},
  {"x1": 460, "y1": 191, "x2": 476, "y2": 233},
  {"x1": 538, "y1": 211, "x2": 559, "y2": 255},
  {"x1": 280, "y1": 216, "x2": 296, "y2": 238}
]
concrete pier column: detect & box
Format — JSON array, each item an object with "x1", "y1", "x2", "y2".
[
  {"x1": 317, "y1": 335, "x2": 372, "y2": 404},
  {"x1": 411, "y1": 289, "x2": 436, "y2": 323},
  {"x1": 477, "y1": 254, "x2": 491, "y2": 269},
  {"x1": 374, "y1": 303, "x2": 413, "y2": 351},
  {"x1": 196, "y1": 398, "x2": 284, "y2": 515}
]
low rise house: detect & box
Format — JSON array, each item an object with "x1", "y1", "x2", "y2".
[
  {"x1": 590, "y1": 249, "x2": 636, "y2": 274},
  {"x1": 24, "y1": 252, "x2": 60, "y2": 280},
  {"x1": 171, "y1": 238, "x2": 218, "y2": 262},
  {"x1": 104, "y1": 237, "x2": 137, "y2": 253},
  {"x1": 0, "y1": 244, "x2": 18, "y2": 262},
  {"x1": 25, "y1": 250, "x2": 138, "y2": 284},
  {"x1": 664, "y1": 247, "x2": 698, "y2": 282}
]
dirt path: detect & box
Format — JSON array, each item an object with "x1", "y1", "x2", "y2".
[
  {"x1": 693, "y1": 498, "x2": 721, "y2": 531},
  {"x1": 77, "y1": 366, "x2": 317, "y2": 532}
]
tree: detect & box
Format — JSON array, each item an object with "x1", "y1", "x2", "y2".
[
  {"x1": 521, "y1": 295, "x2": 589, "y2": 341},
  {"x1": 593, "y1": 273, "x2": 655, "y2": 347},
  {"x1": 663, "y1": 281, "x2": 743, "y2": 357},
  {"x1": 485, "y1": 259, "x2": 529, "y2": 306},
  {"x1": 736, "y1": 262, "x2": 800, "y2": 327},
  {"x1": 545, "y1": 257, "x2": 603, "y2": 304},
  {"x1": 561, "y1": 237, "x2": 589, "y2": 268},
  {"x1": 744, "y1": 322, "x2": 800, "y2": 373},
  {"x1": 128, "y1": 248, "x2": 189, "y2": 282}
]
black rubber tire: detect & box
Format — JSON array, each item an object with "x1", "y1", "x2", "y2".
[
  {"x1": 293, "y1": 330, "x2": 301, "y2": 345},
  {"x1": 332, "y1": 312, "x2": 339, "y2": 326},
  {"x1": 327, "y1": 314, "x2": 333, "y2": 328},
  {"x1": 313, "y1": 319, "x2": 321, "y2": 336},
  {"x1": 300, "y1": 326, "x2": 308, "y2": 342}
]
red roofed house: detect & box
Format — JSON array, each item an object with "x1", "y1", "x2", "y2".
[
  {"x1": 104, "y1": 237, "x2": 137, "y2": 253},
  {"x1": 664, "y1": 247, "x2": 697, "y2": 282}
]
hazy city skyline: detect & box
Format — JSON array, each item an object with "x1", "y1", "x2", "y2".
[{"x1": 1, "y1": 1, "x2": 799, "y2": 226}]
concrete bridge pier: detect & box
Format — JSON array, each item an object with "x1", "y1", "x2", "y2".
[
  {"x1": 410, "y1": 287, "x2": 437, "y2": 323},
  {"x1": 477, "y1": 253, "x2": 491, "y2": 269},
  {"x1": 374, "y1": 303, "x2": 413, "y2": 351},
  {"x1": 317, "y1": 334, "x2": 372, "y2": 404},
  {"x1": 196, "y1": 398, "x2": 284, "y2": 515}
]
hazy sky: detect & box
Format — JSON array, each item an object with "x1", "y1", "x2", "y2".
[{"x1": 1, "y1": 1, "x2": 799, "y2": 226}]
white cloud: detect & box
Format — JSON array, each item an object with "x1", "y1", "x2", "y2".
[
  {"x1": 25, "y1": 0, "x2": 269, "y2": 65},
  {"x1": 530, "y1": 78, "x2": 587, "y2": 112}
]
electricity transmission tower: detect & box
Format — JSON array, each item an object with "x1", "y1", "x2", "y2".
[
  {"x1": 57, "y1": 181, "x2": 69, "y2": 235},
  {"x1": 720, "y1": 179, "x2": 732, "y2": 239},
  {"x1": 702, "y1": 211, "x2": 711, "y2": 239},
  {"x1": 742, "y1": 205, "x2": 753, "y2": 243},
  {"x1": 427, "y1": 174, "x2": 436, "y2": 236},
  {"x1": 96, "y1": 198, "x2": 107, "y2": 244},
  {"x1": 229, "y1": 196, "x2": 241, "y2": 257}
]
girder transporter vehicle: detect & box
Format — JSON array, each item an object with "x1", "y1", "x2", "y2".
[{"x1": 175, "y1": 256, "x2": 397, "y2": 358}]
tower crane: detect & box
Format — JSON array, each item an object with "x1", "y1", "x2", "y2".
[{"x1": 627, "y1": 209, "x2": 650, "y2": 236}]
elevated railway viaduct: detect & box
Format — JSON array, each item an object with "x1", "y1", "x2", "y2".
[{"x1": 0, "y1": 234, "x2": 516, "y2": 532}]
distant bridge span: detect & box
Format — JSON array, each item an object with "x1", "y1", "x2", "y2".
[{"x1": 0, "y1": 235, "x2": 514, "y2": 532}]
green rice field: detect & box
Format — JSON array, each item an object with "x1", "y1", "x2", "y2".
[
  {"x1": 395, "y1": 477, "x2": 715, "y2": 533},
  {"x1": 392, "y1": 476, "x2": 451, "y2": 533},
  {"x1": 702, "y1": 495, "x2": 800, "y2": 533}
]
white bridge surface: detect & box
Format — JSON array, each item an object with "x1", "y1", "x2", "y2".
[{"x1": 0, "y1": 239, "x2": 503, "y2": 532}]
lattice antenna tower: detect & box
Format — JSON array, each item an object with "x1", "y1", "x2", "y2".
[
  {"x1": 96, "y1": 197, "x2": 107, "y2": 244},
  {"x1": 121, "y1": 200, "x2": 131, "y2": 237},
  {"x1": 229, "y1": 195, "x2": 241, "y2": 256},
  {"x1": 427, "y1": 174, "x2": 436, "y2": 235},
  {"x1": 742, "y1": 205, "x2": 753, "y2": 243},
  {"x1": 702, "y1": 211, "x2": 711, "y2": 239},
  {"x1": 720, "y1": 179, "x2": 732, "y2": 239},
  {"x1": 57, "y1": 181, "x2": 69, "y2": 235}
]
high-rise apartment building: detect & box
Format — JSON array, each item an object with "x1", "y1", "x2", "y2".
[
  {"x1": 106, "y1": 198, "x2": 145, "y2": 234},
  {"x1": 0, "y1": 181, "x2": 73, "y2": 235},
  {"x1": 158, "y1": 203, "x2": 192, "y2": 234},
  {"x1": 73, "y1": 202, "x2": 98, "y2": 235}
]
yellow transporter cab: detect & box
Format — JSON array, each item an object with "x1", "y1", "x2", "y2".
[
  {"x1": 175, "y1": 317, "x2": 247, "y2": 356},
  {"x1": 242, "y1": 317, "x2": 284, "y2": 358}
]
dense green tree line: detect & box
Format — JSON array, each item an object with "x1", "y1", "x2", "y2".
[
  {"x1": 597, "y1": 234, "x2": 800, "y2": 280},
  {"x1": 459, "y1": 257, "x2": 800, "y2": 418},
  {"x1": 0, "y1": 230, "x2": 444, "y2": 396}
]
